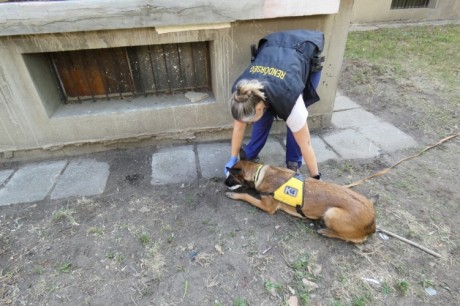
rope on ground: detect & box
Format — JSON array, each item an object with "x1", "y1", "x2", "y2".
[{"x1": 344, "y1": 132, "x2": 460, "y2": 188}]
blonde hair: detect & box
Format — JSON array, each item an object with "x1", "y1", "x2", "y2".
[{"x1": 230, "y1": 79, "x2": 266, "y2": 121}]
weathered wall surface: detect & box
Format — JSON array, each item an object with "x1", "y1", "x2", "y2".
[
  {"x1": 0, "y1": 0, "x2": 340, "y2": 36},
  {"x1": 0, "y1": 0, "x2": 353, "y2": 157}
]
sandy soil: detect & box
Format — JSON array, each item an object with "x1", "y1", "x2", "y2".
[{"x1": 1, "y1": 26, "x2": 459, "y2": 306}]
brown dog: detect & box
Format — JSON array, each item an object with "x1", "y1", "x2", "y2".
[{"x1": 225, "y1": 160, "x2": 376, "y2": 243}]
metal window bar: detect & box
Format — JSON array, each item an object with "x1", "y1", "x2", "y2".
[
  {"x1": 391, "y1": 0, "x2": 430, "y2": 9},
  {"x1": 49, "y1": 42, "x2": 211, "y2": 103}
]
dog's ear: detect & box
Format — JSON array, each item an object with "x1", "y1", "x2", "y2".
[{"x1": 227, "y1": 167, "x2": 242, "y2": 176}]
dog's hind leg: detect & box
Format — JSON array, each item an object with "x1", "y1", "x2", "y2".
[
  {"x1": 320, "y1": 207, "x2": 368, "y2": 243},
  {"x1": 318, "y1": 227, "x2": 367, "y2": 243},
  {"x1": 317, "y1": 228, "x2": 345, "y2": 241},
  {"x1": 316, "y1": 208, "x2": 345, "y2": 240}
]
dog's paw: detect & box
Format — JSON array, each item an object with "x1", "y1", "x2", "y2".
[{"x1": 225, "y1": 192, "x2": 238, "y2": 199}]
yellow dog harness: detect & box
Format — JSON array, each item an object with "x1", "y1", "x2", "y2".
[
  {"x1": 273, "y1": 174, "x2": 304, "y2": 207},
  {"x1": 255, "y1": 165, "x2": 306, "y2": 217}
]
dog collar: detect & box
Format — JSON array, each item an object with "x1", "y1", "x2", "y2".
[{"x1": 253, "y1": 165, "x2": 264, "y2": 184}]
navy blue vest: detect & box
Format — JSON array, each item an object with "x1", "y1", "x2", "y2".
[{"x1": 232, "y1": 30, "x2": 324, "y2": 120}]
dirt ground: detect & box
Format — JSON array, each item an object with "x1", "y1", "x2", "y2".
[{"x1": 1, "y1": 25, "x2": 459, "y2": 305}]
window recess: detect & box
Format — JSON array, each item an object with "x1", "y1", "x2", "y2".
[{"x1": 48, "y1": 42, "x2": 211, "y2": 103}]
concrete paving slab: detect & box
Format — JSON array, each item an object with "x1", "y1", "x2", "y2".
[
  {"x1": 323, "y1": 129, "x2": 381, "y2": 159},
  {"x1": 258, "y1": 138, "x2": 285, "y2": 167},
  {"x1": 331, "y1": 108, "x2": 381, "y2": 129},
  {"x1": 0, "y1": 169, "x2": 14, "y2": 186},
  {"x1": 197, "y1": 142, "x2": 231, "y2": 179},
  {"x1": 0, "y1": 161, "x2": 67, "y2": 206},
  {"x1": 333, "y1": 95, "x2": 362, "y2": 111},
  {"x1": 311, "y1": 136, "x2": 339, "y2": 163},
  {"x1": 50, "y1": 159, "x2": 110, "y2": 200},
  {"x1": 358, "y1": 122, "x2": 417, "y2": 152},
  {"x1": 151, "y1": 145, "x2": 196, "y2": 185},
  {"x1": 283, "y1": 136, "x2": 338, "y2": 166}
]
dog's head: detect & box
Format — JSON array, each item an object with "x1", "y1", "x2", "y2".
[{"x1": 224, "y1": 160, "x2": 261, "y2": 189}]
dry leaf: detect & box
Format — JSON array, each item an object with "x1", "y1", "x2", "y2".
[
  {"x1": 215, "y1": 244, "x2": 224, "y2": 255},
  {"x1": 302, "y1": 278, "x2": 319, "y2": 290},
  {"x1": 288, "y1": 295, "x2": 298, "y2": 306}
]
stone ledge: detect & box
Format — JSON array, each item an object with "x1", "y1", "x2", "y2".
[{"x1": 0, "y1": 0, "x2": 339, "y2": 36}]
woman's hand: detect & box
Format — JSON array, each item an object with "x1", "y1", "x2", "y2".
[{"x1": 224, "y1": 156, "x2": 238, "y2": 176}]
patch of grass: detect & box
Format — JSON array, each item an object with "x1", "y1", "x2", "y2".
[
  {"x1": 347, "y1": 26, "x2": 460, "y2": 82},
  {"x1": 233, "y1": 297, "x2": 248, "y2": 306},
  {"x1": 344, "y1": 25, "x2": 460, "y2": 138},
  {"x1": 142, "y1": 287, "x2": 153, "y2": 297},
  {"x1": 202, "y1": 219, "x2": 219, "y2": 233},
  {"x1": 58, "y1": 262, "x2": 72, "y2": 273},
  {"x1": 340, "y1": 162, "x2": 355, "y2": 174},
  {"x1": 327, "y1": 254, "x2": 382, "y2": 306},
  {"x1": 183, "y1": 279, "x2": 188, "y2": 298},
  {"x1": 264, "y1": 279, "x2": 283, "y2": 293},
  {"x1": 138, "y1": 232, "x2": 150, "y2": 246},
  {"x1": 0, "y1": 268, "x2": 19, "y2": 299},
  {"x1": 87, "y1": 227, "x2": 104, "y2": 235},
  {"x1": 381, "y1": 282, "x2": 392, "y2": 295},
  {"x1": 352, "y1": 293, "x2": 372, "y2": 306},
  {"x1": 393, "y1": 264, "x2": 407, "y2": 276},
  {"x1": 419, "y1": 279, "x2": 435, "y2": 288},
  {"x1": 33, "y1": 266, "x2": 44, "y2": 275},
  {"x1": 285, "y1": 252, "x2": 322, "y2": 305},
  {"x1": 141, "y1": 241, "x2": 165, "y2": 278},
  {"x1": 298, "y1": 292, "x2": 310, "y2": 305},
  {"x1": 106, "y1": 252, "x2": 125, "y2": 263},
  {"x1": 291, "y1": 252, "x2": 312, "y2": 272},
  {"x1": 294, "y1": 221, "x2": 316, "y2": 237},
  {"x1": 185, "y1": 195, "x2": 195, "y2": 203},
  {"x1": 395, "y1": 280, "x2": 410, "y2": 295},
  {"x1": 51, "y1": 207, "x2": 79, "y2": 226}
]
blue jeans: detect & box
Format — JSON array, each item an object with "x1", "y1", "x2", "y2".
[{"x1": 243, "y1": 71, "x2": 321, "y2": 167}]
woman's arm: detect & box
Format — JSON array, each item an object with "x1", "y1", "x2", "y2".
[
  {"x1": 231, "y1": 120, "x2": 247, "y2": 157},
  {"x1": 292, "y1": 122, "x2": 319, "y2": 177}
]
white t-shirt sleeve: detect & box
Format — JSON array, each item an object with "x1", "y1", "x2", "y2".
[{"x1": 286, "y1": 94, "x2": 309, "y2": 132}]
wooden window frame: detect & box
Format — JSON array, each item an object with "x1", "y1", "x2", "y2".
[
  {"x1": 48, "y1": 42, "x2": 212, "y2": 104},
  {"x1": 390, "y1": 0, "x2": 431, "y2": 9}
]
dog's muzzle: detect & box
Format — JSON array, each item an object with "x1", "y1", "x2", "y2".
[{"x1": 224, "y1": 174, "x2": 242, "y2": 190}]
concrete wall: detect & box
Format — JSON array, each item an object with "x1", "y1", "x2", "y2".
[
  {"x1": 0, "y1": 0, "x2": 353, "y2": 158},
  {"x1": 352, "y1": 0, "x2": 460, "y2": 24}
]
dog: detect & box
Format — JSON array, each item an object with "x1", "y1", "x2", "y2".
[{"x1": 225, "y1": 160, "x2": 376, "y2": 243}]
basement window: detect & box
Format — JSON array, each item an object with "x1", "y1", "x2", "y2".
[
  {"x1": 391, "y1": 0, "x2": 431, "y2": 9},
  {"x1": 47, "y1": 42, "x2": 211, "y2": 104}
]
